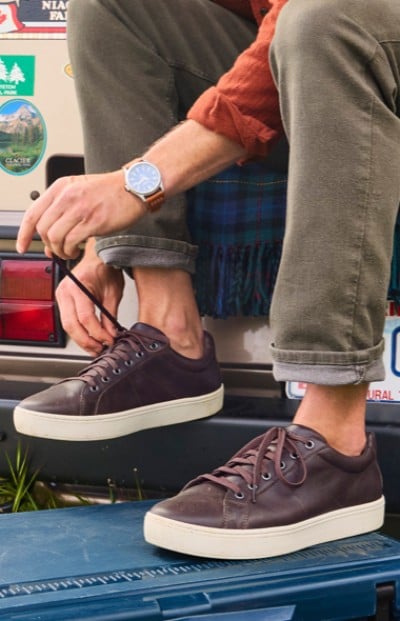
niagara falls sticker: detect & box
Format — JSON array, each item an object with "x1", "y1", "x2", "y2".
[
  {"x1": 0, "y1": 99, "x2": 46, "y2": 175},
  {"x1": 0, "y1": 1, "x2": 23, "y2": 34},
  {"x1": 0, "y1": 1, "x2": 68, "y2": 36}
]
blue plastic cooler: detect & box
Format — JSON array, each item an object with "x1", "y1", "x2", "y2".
[{"x1": 0, "y1": 500, "x2": 399, "y2": 620}]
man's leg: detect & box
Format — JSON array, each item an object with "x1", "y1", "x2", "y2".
[
  {"x1": 268, "y1": 0, "x2": 400, "y2": 456},
  {"x1": 13, "y1": 0, "x2": 257, "y2": 439},
  {"x1": 144, "y1": 0, "x2": 400, "y2": 559},
  {"x1": 66, "y1": 0, "x2": 256, "y2": 357}
]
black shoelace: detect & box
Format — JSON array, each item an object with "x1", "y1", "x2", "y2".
[{"x1": 53, "y1": 256, "x2": 125, "y2": 332}]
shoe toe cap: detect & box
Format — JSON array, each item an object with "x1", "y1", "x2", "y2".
[
  {"x1": 150, "y1": 484, "x2": 227, "y2": 528},
  {"x1": 19, "y1": 380, "x2": 85, "y2": 415}
]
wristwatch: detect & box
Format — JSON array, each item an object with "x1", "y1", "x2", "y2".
[{"x1": 123, "y1": 159, "x2": 165, "y2": 212}]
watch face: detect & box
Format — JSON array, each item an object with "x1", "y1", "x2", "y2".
[{"x1": 126, "y1": 161, "x2": 161, "y2": 196}]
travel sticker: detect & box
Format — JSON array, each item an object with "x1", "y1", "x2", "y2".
[
  {"x1": 0, "y1": 1, "x2": 23, "y2": 33},
  {"x1": 0, "y1": 56, "x2": 35, "y2": 96},
  {"x1": 0, "y1": 1, "x2": 68, "y2": 37},
  {"x1": 0, "y1": 99, "x2": 46, "y2": 175},
  {"x1": 64, "y1": 62, "x2": 73, "y2": 78}
]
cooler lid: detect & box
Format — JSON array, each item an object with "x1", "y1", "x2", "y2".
[{"x1": 0, "y1": 500, "x2": 398, "y2": 620}]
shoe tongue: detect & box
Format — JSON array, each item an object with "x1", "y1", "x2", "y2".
[{"x1": 129, "y1": 322, "x2": 169, "y2": 343}]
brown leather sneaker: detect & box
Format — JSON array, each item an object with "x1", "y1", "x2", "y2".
[
  {"x1": 13, "y1": 323, "x2": 223, "y2": 441},
  {"x1": 144, "y1": 424, "x2": 385, "y2": 559}
]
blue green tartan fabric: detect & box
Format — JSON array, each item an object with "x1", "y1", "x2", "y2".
[
  {"x1": 389, "y1": 219, "x2": 400, "y2": 304},
  {"x1": 187, "y1": 162, "x2": 287, "y2": 318},
  {"x1": 187, "y1": 162, "x2": 400, "y2": 319}
]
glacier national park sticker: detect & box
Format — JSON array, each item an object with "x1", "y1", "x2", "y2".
[{"x1": 0, "y1": 99, "x2": 46, "y2": 175}]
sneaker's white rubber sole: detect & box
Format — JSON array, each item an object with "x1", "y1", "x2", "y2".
[
  {"x1": 13, "y1": 385, "x2": 224, "y2": 441},
  {"x1": 143, "y1": 496, "x2": 385, "y2": 560}
]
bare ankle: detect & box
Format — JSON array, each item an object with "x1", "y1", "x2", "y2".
[
  {"x1": 293, "y1": 383, "x2": 368, "y2": 456},
  {"x1": 169, "y1": 331, "x2": 204, "y2": 359},
  {"x1": 138, "y1": 316, "x2": 204, "y2": 359},
  {"x1": 134, "y1": 267, "x2": 204, "y2": 358}
]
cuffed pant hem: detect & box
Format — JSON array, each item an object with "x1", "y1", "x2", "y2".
[
  {"x1": 96, "y1": 236, "x2": 198, "y2": 274},
  {"x1": 271, "y1": 340, "x2": 385, "y2": 384}
]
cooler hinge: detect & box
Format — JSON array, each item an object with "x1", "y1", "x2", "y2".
[{"x1": 372, "y1": 583, "x2": 396, "y2": 621}]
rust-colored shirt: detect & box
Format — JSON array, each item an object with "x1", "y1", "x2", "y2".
[{"x1": 187, "y1": 0, "x2": 288, "y2": 158}]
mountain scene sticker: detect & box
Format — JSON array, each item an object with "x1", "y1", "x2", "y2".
[{"x1": 0, "y1": 98, "x2": 46, "y2": 175}]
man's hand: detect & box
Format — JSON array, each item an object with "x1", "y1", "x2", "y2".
[
  {"x1": 56, "y1": 251, "x2": 125, "y2": 356},
  {"x1": 16, "y1": 170, "x2": 146, "y2": 260}
]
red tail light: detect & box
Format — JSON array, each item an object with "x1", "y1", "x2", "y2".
[{"x1": 0, "y1": 258, "x2": 64, "y2": 345}]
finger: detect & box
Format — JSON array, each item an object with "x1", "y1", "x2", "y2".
[
  {"x1": 16, "y1": 186, "x2": 58, "y2": 254},
  {"x1": 60, "y1": 222, "x2": 94, "y2": 260},
  {"x1": 37, "y1": 204, "x2": 88, "y2": 260},
  {"x1": 41, "y1": 220, "x2": 88, "y2": 260},
  {"x1": 68, "y1": 288, "x2": 115, "y2": 347},
  {"x1": 80, "y1": 310, "x2": 115, "y2": 348},
  {"x1": 101, "y1": 314, "x2": 119, "y2": 340},
  {"x1": 100, "y1": 290, "x2": 121, "y2": 333},
  {"x1": 61, "y1": 311, "x2": 105, "y2": 356},
  {"x1": 100, "y1": 303, "x2": 120, "y2": 340},
  {"x1": 23, "y1": 177, "x2": 87, "y2": 258},
  {"x1": 56, "y1": 286, "x2": 104, "y2": 355},
  {"x1": 70, "y1": 325, "x2": 105, "y2": 357}
]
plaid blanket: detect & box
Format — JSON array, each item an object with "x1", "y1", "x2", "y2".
[
  {"x1": 188, "y1": 162, "x2": 400, "y2": 318},
  {"x1": 187, "y1": 162, "x2": 287, "y2": 318},
  {"x1": 390, "y1": 219, "x2": 400, "y2": 304}
]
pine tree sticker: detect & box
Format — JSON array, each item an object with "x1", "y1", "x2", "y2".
[
  {"x1": 0, "y1": 56, "x2": 34, "y2": 96},
  {"x1": 8, "y1": 62, "x2": 25, "y2": 85},
  {"x1": 0, "y1": 58, "x2": 8, "y2": 82}
]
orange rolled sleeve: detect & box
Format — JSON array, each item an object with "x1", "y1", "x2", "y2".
[{"x1": 188, "y1": 0, "x2": 288, "y2": 158}]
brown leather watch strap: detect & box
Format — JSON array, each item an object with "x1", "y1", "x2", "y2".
[{"x1": 145, "y1": 189, "x2": 165, "y2": 212}]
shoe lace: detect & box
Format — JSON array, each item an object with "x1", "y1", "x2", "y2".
[
  {"x1": 194, "y1": 427, "x2": 309, "y2": 503},
  {"x1": 76, "y1": 329, "x2": 151, "y2": 389},
  {"x1": 54, "y1": 257, "x2": 150, "y2": 389},
  {"x1": 54, "y1": 256, "x2": 125, "y2": 332}
]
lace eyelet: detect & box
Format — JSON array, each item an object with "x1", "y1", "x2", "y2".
[
  {"x1": 101, "y1": 376, "x2": 110, "y2": 383},
  {"x1": 149, "y1": 342, "x2": 159, "y2": 350},
  {"x1": 305, "y1": 440, "x2": 315, "y2": 450},
  {"x1": 290, "y1": 452, "x2": 298, "y2": 460},
  {"x1": 113, "y1": 368, "x2": 122, "y2": 375},
  {"x1": 234, "y1": 491, "x2": 245, "y2": 500},
  {"x1": 135, "y1": 351, "x2": 145, "y2": 358},
  {"x1": 89, "y1": 385, "x2": 100, "y2": 392},
  {"x1": 125, "y1": 360, "x2": 134, "y2": 367},
  {"x1": 280, "y1": 461, "x2": 286, "y2": 470},
  {"x1": 261, "y1": 472, "x2": 271, "y2": 481},
  {"x1": 247, "y1": 484, "x2": 258, "y2": 491}
]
